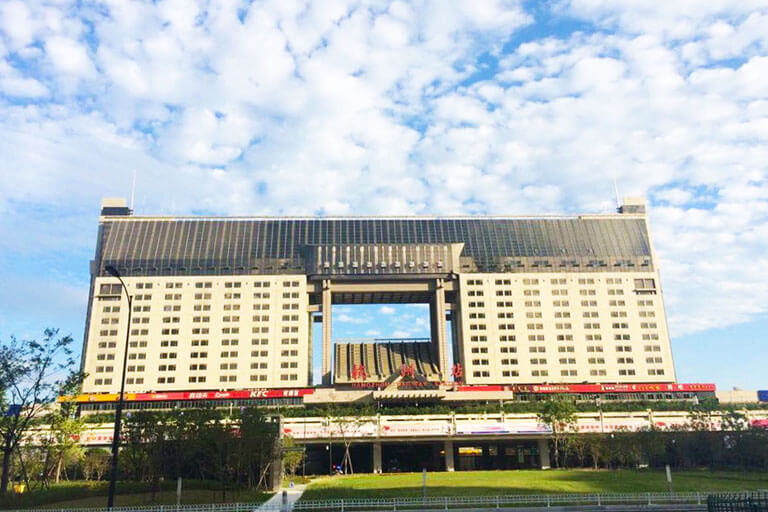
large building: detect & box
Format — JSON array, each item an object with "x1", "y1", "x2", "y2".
[{"x1": 80, "y1": 197, "x2": 676, "y2": 397}]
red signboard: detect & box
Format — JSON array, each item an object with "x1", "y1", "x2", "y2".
[
  {"x1": 67, "y1": 388, "x2": 314, "y2": 403},
  {"x1": 456, "y1": 383, "x2": 715, "y2": 394}
]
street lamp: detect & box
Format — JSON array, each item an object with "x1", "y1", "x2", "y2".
[{"x1": 104, "y1": 265, "x2": 132, "y2": 509}]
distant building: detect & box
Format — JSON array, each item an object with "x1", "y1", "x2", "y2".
[{"x1": 80, "y1": 196, "x2": 676, "y2": 396}]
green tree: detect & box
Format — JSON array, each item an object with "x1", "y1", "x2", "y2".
[
  {"x1": 281, "y1": 435, "x2": 304, "y2": 479},
  {"x1": 537, "y1": 396, "x2": 577, "y2": 468},
  {"x1": 82, "y1": 448, "x2": 110, "y2": 480},
  {"x1": 0, "y1": 329, "x2": 81, "y2": 493},
  {"x1": 39, "y1": 370, "x2": 86, "y2": 486},
  {"x1": 237, "y1": 408, "x2": 279, "y2": 489},
  {"x1": 585, "y1": 434, "x2": 607, "y2": 469}
]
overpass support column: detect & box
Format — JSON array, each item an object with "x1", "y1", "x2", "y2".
[
  {"x1": 444, "y1": 440, "x2": 455, "y2": 472},
  {"x1": 270, "y1": 417, "x2": 284, "y2": 491},
  {"x1": 372, "y1": 442, "x2": 382, "y2": 474},
  {"x1": 322, "y1": 279, "x2": 332, "y2": 386},
  {"x1": 538, "y1": 438, "x2": 551, "y2": 470},
  {"x1": 431, "y1": 278, "x2": 448, "y2": 380}
]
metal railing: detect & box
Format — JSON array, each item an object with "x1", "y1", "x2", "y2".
[
  {"x1": 288, "y1": 492, "x2": 709, "y2": 511},
  {"x1": 4, "y1": 491, "x2": 749, "y2": 512},
  {"x1": 707, "y1": 492, "x2": 768, "y2": 512}
]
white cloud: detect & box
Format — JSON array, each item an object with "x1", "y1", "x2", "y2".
[
  {"x1": 1, "y1": 0, "x2": 768, "y2": 343},
  {"x1": 379, "y1": 306, "x2": 396, "y2": 315},
  {"x1": 335, "y1": 313, "x2": 370, "y2": 325},
  {"x1": 0, "y1": 1, "x2": 35, "y2": 50},
  {"x1": 0, "y1": 75, "x2": 48, "y2": 98},
  {"x1": 45, "y1": 36, "x2": 96, "y2": 77}
]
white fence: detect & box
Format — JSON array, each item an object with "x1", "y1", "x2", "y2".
[{"x1": 3, "y1": 491, "x2": 724, "y2": 512}]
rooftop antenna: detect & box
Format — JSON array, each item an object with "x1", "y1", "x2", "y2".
[
  {"x1": 129, "y1": 169, "x2": 137, "y2": 211},
  {"x1": 612, "y1": 175, "x2": 621, "y2": 212}
]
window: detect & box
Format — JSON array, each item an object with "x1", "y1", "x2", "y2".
[{"x1": 634, "y1": 278, "x2": 655, "y2": 289}]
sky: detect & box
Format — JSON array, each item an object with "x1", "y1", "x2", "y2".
[{"x1": 0, "y1": 0, "x2": 767, "y2": 390}]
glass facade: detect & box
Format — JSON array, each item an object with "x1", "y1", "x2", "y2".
[{"x1": 97, "y1": 217, "x2": 652, "y2": 276}]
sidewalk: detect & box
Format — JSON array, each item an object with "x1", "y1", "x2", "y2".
[{"x1": 258, "y1": 483, "x2": 307, "y2": 511}]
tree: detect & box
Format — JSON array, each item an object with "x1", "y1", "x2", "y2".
[
  {"x1": 537, "y1": 396, "x2": 577, "y2": 468},
  {"x1": 585, "y1": 434, "x2": 608, "y2": 469},
  {"x1": 236, "y1": 408, "x2": 279, "y2": 490},
  {"x1": 327, "y1": 412, "x2": 373, "y2": 474},
  {"x1": 38, "y1": 370, "x2": 86, "y2": 486},
  {"x1": 281, "y1": 435, "x2": 304, "y2": 479},
  {"x1": 0, "y1": 329, "x2": 81, "y2": 493},
  {"x1": 82, "y1": 449, "x2": 110, "y2": 481},
  {"x1": 566, "y1": 431, "x2": 589, "y2": 467}
]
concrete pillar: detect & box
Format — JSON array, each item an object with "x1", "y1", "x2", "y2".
[
  {"x1": 444, "y1": 440, "x2": 455, "y2": 472},
  {"x1": 431, "y1": 278, "x2": 448, "y2": 380},
  {"x1": 270, "y1": 417, "x2": 284, "y2": 491},
  {"x1": 321, "y1": 279, "x2": 332, "y2": 385},
  {"x1": 538, "y1": 438, "x2": 551, "y2": 470},
  {"x1": 372, "y1": 442, "x2": 382, "y2": 474}
]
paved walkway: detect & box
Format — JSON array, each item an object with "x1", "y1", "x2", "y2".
[{"x1": 258, "y1": 483, "x2": 307, "y2": 511}]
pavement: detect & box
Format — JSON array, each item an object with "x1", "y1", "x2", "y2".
[{"x1": 257, "y1": 483, "x2": 307, "y2": 511}]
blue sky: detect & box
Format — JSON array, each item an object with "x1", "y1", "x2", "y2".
[{"x1": 1, "y1": 0, "x2": 767, "y2": 390}]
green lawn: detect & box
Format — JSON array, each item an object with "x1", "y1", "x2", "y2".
[
  {"x1": 301, "y1": 469, "x2": 768, "y2": 500},
  {"x1": 0, "y1": 481, "x2": 271, "y2": 510}
]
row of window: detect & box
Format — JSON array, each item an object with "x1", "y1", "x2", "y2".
[
  {"x1": 469, "y1": 368, "x2": 663, "y2": 378},
  {"x1": 94, "y1": 371, "x2": 302, "y2": 386}
]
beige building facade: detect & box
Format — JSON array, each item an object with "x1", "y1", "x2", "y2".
[{"x1": 80, "y1": 197, "x2": 676, "y2": 394}]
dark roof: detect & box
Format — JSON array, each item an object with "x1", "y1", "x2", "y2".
[{"x1": 96, "y1": 216, "x2": 652, "y2": 276}]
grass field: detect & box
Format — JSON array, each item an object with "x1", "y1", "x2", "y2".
[
  {"x1": 300, "y1": 469, "x2": 768, "y2": 500},
  {"x1": 0, "y1": 481, "x2": 271, "y2": 510},
  {"x1": 3, "y1": 470, "x2": 766, "y2": 508}
]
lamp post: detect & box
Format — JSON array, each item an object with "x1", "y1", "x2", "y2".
[{"x1": 105, "y1": 265, "x2": 132, "y2": 509}]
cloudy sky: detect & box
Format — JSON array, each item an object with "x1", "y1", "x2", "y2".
[{"x1": 1, "y1": 0, "x2": 767, "y2": 389}]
